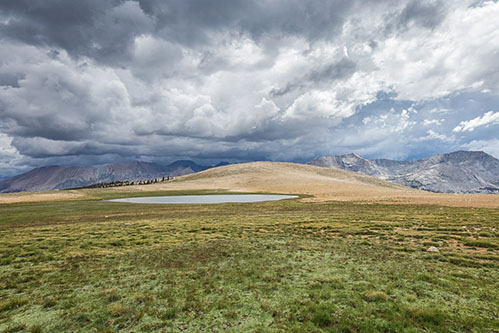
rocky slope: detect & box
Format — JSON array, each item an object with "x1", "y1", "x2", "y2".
[
  {"x1": 308, "y1": 151, "x2": 499, "y2": 193},
  {"x1": 0, "y1": 160, "x2": 215, "y2": 193}
]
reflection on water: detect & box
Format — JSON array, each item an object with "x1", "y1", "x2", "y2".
[{"x1": 107, "y1": 194, "x2": 298, "y2": 204}]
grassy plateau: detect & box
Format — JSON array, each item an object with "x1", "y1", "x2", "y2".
[{"x1": 0, "y1": 189, "x2": 498, "y2": 332}]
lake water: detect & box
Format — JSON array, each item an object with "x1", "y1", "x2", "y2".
[{"x1": 107, "y1": 194, "x2": 298, "y2": 204}]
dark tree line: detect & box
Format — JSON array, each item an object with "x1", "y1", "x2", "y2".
[{"x1": 68, "y1": 176, "x2": 173, "y2": 190}]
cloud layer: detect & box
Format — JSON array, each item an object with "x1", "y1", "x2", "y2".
[{"x1": 1, "y1": 0, "x2": 498, "y2": 176}]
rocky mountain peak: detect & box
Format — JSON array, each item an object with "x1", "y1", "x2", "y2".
[
  {"x1": 0, "y1": 160, "x2": 218, "y2": 193},
  {"x1": 308, "y1": 150, "x2": 499, "y2": 193}
]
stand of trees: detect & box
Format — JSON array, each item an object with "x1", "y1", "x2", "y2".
[{"x1": 70, "y1": 176, "x2": 173, "y2": 190}]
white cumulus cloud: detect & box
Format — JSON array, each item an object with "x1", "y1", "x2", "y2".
[{"x1": 453, "y1": 111, "x2": 499, "y2": 132}]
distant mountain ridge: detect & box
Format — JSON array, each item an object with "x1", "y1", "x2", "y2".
[
  {"x1": 308, "y1": 151, "x2": 499, "y2": 193},
  {"x1": 0, "y1": 160, "x2": 225, "y2": 193},
  {"x1": 2, "y1": 151, "x2": 498, "y2": 194}
]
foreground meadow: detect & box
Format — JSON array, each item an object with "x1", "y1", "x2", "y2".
[{"x1": 0, "y1": 190, "x2": 498, "y2": 332}]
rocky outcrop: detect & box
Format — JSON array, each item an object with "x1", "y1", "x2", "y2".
[{"x1": 308, "y1": 151, "x2": 499, "y2": 193}]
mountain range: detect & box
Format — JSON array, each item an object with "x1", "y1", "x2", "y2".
[
  {"x1": 308, "y1": 150, "x2": 499, "y2": 193},
  {"x1": 1, "y1": 150, "x2": 498, "y2": 194},
  {"x1": 0, "y1": 160, "x2": 219, "y2": 193}
]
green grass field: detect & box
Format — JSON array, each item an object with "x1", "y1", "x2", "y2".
[{"x1": 1, "y1": 190, "x2": 498, "y2": 332}]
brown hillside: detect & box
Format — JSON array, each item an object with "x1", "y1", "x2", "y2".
[
  {"x1": 135, "y1": 162, "x2": 499, "y2": 208},
  {"x1": 1, "y1": 162, "x2": 497, "y2": 208}
]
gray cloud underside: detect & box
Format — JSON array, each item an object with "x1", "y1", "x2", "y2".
[{"x1": 0, "y1": 0, "x2": 498, "y2": 176}]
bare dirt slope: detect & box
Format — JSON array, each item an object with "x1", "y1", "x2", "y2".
[{"x1": 132, "y1": 162, "x2": 499, "y2": 208}]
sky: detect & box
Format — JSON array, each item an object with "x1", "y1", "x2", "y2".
[{"x1": 0, "y1": 0, "x2": 499, "y2": 177}]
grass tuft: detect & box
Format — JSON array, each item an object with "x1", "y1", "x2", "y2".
[
  {"x1": 0, "y1": 297, "x2": 29, "y2": 312},
  {"x1": 362, "y1": 290, "x2": 389, "y2": 302}
]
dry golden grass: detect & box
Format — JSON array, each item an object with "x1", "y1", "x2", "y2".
[
  {"x1": 127, "y1": 162, "x2": 499, "y2": 208},
  {"x1": 1, "y1": 161, "x2": 497, "y2": 208},
  {"x1": 0, "y1": 190, "x2": 83, "y2": 204}
]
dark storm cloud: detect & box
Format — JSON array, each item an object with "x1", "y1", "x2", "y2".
[
  {"x1": 131, "y1": 0, "x2": 356, "y2": 45},
  {"x1": 0, "y1": 71, "x2": 22, "y2": 88},
  {"x1": 271, "y1": 58, "x2": 357, "y2": 97},
  {"x1": 308, "y1": 58, "x2": 357, "y2": 82},
  {"x1": 380, "y1": 0, "x2": 447, "y2": 37},
  {"x1": 397, "y1": 0, "x2": 446, "y2": 30},
  {"x1": 0, "y1": 0, "x2": 153, "y2": 64},
  {"x1": 0, "y1": 0, "x2": 498, "y2": 177},
  {"x1": 0, "y1": 0, "x2": 107, "y2": 48},
  {"x1": 0, "y1": 0, "x2": 356, "y2": 64}
]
